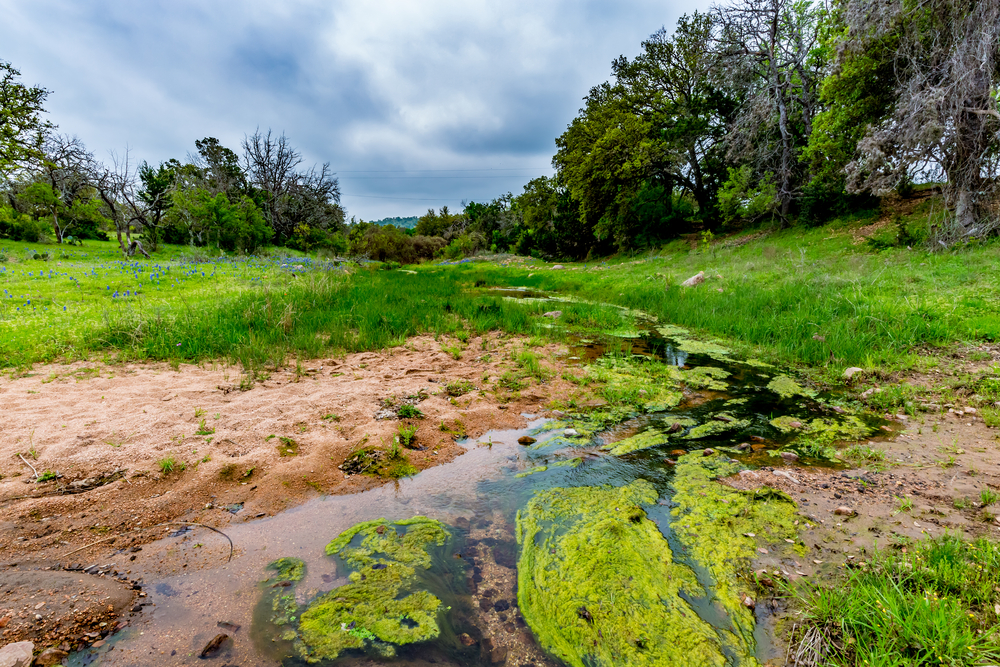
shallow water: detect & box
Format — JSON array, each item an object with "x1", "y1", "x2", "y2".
[{"x1": 74, "y1": 293, "x2": 870, "y2": 667}]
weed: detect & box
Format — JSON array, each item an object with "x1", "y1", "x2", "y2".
[
  {"x1": 497, "y1": 371, "x2": 528, "y2": 392},
  {"x1": 219, "y1": 463, "x2": 238, "y2": 480},
  {"x1": 278, "y1": 436, "x2": 298, "y2": 456},
  {"x1": 516, "y1": 350, "x2": 551, "y2": 381},
  {"x1": 36, "y1": 470, "x2": 56, "y2": 483},
  {"x1": 843, "y1": 444, "x2": 887, "y2": 465},
  {"x1": 980, "y1": 488, "x2": 1000, "y2": 507},
  {"x1": 195, "y1": 418, "x2": 215, "y2": 436},
  {"x1": 321, "y1": 413, "x2": 341, "y2": 422},
  {"x1": 158, "y1": 456, "x2": 184, "y2": 474},
  {"x1": 441, "y1": 342, "x2": 464, "y2": 360},
  {"x1": 981, "y1": 407, "x2": 1000, "y2": 428},
  {"x1": 939, "y1": 455, "x2": 957, "y2": 469},
  {"x1": 445, "y1": 379, "x2": 475, "y2": 397},
  {"x1": 194, "y1": 407, "x2": 205, "y2": 418},
  {"x1": 396, "y1": 424, "x2": 418, "y2": 448},
  {"x1": 303, "y1": 477, "x2": 324, "y2": 493},
  {"x1": 954, "y1": 496, "x2": 971, "y2": 510},
  {"x1": 397, "y1": 404, "x2": 424, "y2": 419},
  {"x1": 214, "y1": 412, "x2": 221, "y2": 420},
  {"x1": 892, "y1": 496, "x2": 913, "y2": 514}
]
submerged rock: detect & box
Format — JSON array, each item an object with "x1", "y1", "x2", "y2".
[{"x1": 516, "y1": 480, "x2": 733, "y2": 667}]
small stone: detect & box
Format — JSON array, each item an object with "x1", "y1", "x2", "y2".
[
  {"x1": 563, "y1": 429, "x2": 579, "y2": 437},
  {"x1": 834, "y1": 506, "x2": 856, "y2": 516},
  {"x1": 667, "y1": 422, "x2": 684, "y2": 433},
  {"x1": 551, "y1": 265, "x2": 564, "y2": 270},
  {"x1": 458, "y1": 633, "x2": 477, "y2": 646},
  {"x1": 843, "y1": 367, "x2": 864, "y2": 380},
  {"x1": 681, "y1": 271, "x2": 705, "y2": 287},
  {"x1": 90, "y1": 640, "x2": 105, "y2": 648},
  {"x1": 0, "y1": 641, "x2": 33, "y2": 667},
  {"x1": 780, "y1": 451, "x2": 799, "y2": 462},
  {"x1": 517, "y1": 436, "x2": 537, "y2": 446},
  {"x1": 33, "y1": 647, "x2": 69, "y2": 667},
  {"x1": 741, "y1": 595, "x2": 755, "y2": 609},
  {"x1": 542, "y1": 310, "x2": 562, "y2": 318},
  {"x1": 964, "y1": 407, "x2": 977, "y2": 414},
  {"x1": 199, "y1": 634, "x2": 229, "y2": 658},
  {"x1": 493, "y1": 599, "x2": 511, "y2": 612},
  {"x1": 670, "y1": 449, "x2": 686, "y2": 456},
  {"x1": 490, "y1": 646, "x2": 508, "y2": 664},
  {"x1": 702, "y1": 448, "x2": 715, "y2": 456}
]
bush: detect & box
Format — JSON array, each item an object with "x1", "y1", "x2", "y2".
[{"x1": 0, "y1": 206, "x2": 48, "y2": 242}]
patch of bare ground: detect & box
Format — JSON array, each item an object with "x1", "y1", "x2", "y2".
[{"x1": 0, "y1": 333, "x2": 586, "y2": 650}]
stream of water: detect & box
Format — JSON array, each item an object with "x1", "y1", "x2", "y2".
[{"x1": 71, "y1": 292, "x2": 865, "y2": 667}]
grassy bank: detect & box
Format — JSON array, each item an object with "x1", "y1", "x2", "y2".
[{"x1": 4, "y1": 205, "x2": 1000, "y2": 378}]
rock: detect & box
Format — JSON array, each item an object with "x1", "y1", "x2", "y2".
[
  {"x1": 834, "y1": 506, "x2": 856, "y2": 516},
  {"x1": 490, "y1": 646, "x2": 508, "y2": 663},
  {"x1": 860, "y1": 387, "x2": 881, "y2": 399},
  {"x1": 0, "y1": 642, "x2": 33, "y2": 667},
  {"x1": 831, "y1": 405, "x2": 846, "y2": 414},
  {"x1": 780, "y1": 451, "x2": 799, "y2": 462},
  {"x1": 787, "y1": 421, "x2": 803, "y2": 429},
  {"x1": 458, "y1": 633, "x2": 477, "y2": 646},
  {"x1": 741, "y1": 595, "x2": 755, "y2": 609},
  {"x1": 681, "y1": 271, "x2": 705, "y2": 287},
  {"x1": 517, "y1": 436, "x2": 537, "y2": 446},
  {"x1": 542, "y1": 310, "x2": 562, "y2": 318},
  {"x1": 493, "y1": 599, "x2": 511, "y2": 612},
  {"x1": 667, "y1": 422, "x2": 684, "y2": 433},
  {"x1": 563, "y1": 429, "x2": 579, "y2": 437},
  {"x1": 736, "y1": 443, "x2": 751, "y2": 451},
  {"x1": 843, "y1": 367, "x2": 864, "y2": 380},
  {"x1": 33, "y1": 647, "x2": 68, "y2": 667},
  {"x1": 551, "y1": 265, "x2": 564, "y2": 270},
  {"x1": 702, "y1": 448, "x2": 715, "y2": 456},
  {"x1": 964, "y1": 407, "x2": 977, "y2": 414},
  {"x1": 670, "y1": 449, "x2": 686, "y2": 456},
  {"x1": 199, "y1": 634, "x2": 230, "y2": 658}
]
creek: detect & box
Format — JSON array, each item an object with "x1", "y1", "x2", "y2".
[{"x1": 72, "y1": 291, "x2": 875, "y2": 667}]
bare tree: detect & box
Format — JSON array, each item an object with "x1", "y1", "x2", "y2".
[
  {"x1": 714, "y1": 0, "x2": 823, "y2": 221},
  {"x1": 839, "y1": 0, "x2": 1000, "y2": 240},
  {"x1": 34, "y1": 133, "x2": 96, "y2": 243},
  {"x1": 93, "y1": 149, "x2": 151, "y2": 258},
  {"x1": 241, "y1": 128, "x2": 302, "y2": 239}
]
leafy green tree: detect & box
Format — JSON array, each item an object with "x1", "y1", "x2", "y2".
[{"x1": 0, "y1": 61, "x2": 52, "y2": 177}]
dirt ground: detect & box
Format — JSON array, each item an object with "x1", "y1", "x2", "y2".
[
  {"x1": 0, "y1": 333, "x2": 583, "y2": 652},
  {"x1": 3, "y1": 332, "x2": 1000, "y2": 662}
]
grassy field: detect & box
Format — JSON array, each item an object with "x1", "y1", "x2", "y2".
[{"x1": 3, "y1": 200, "x2": 1000, "y2": 381}]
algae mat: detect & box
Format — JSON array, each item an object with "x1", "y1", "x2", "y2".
[
  {"x1": 517, "y1": 478, "x2": 739, "y2": 667},
  {"x1": 258, "y1": 517, "x2": 452, "y2": 662}
]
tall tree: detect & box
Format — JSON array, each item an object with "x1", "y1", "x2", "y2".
[
  {"x1": 0, "y1": 61, "x2": 52, "y2": 178},
  {"x1": 25, "y1": 134, "x2": 97, "y2": 243},
  {"x1": 834, "y1": 0, "x2": 1000, "y2": 239},
  {"x1": 714, "y1": 0, "x2": 825, "y2": 221}
]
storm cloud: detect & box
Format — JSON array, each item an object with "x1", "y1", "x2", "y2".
[{"x1": 1, "y1": 0, "x2": 707, "y2": 219}]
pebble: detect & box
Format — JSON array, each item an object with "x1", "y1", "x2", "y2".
[
  {"x1": 517, "y1": 436, "x2": 537, "y2": 446},
  {"x1": 833, "y1": 506, "x2": 856, "y2": 516}
]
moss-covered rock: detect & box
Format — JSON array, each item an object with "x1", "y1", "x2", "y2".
[
  {"x1": 670, "y1": 454, "x2": 800, "y2": 655},
  {"x1": 769, "y1": 415, "x2": 873, "y2": 459},
  {"x1": 516, "y1": 480, "x2": 733, "y2": 667},
  {"x1": 293, "y1": 517, "x2": 450, "y2": 662}
]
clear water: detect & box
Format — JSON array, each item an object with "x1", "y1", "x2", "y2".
[{"x1": 73, "y1": 296, "x2": 868, "y2": 667}]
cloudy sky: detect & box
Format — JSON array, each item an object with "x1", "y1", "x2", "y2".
[{"x1": 1, "y1": 0, "x2": 706, "y2": 220}]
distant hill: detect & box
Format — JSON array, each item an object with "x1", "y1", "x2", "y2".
[{"x1": 368, "y1": 216, "x2": 419, "y2": 229}]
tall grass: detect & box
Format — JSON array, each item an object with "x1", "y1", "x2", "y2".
[{"x1": 791, "y1": 534, "x2": 1000, "y2": 666}]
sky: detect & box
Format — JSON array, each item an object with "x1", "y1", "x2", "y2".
[{"x1": 1, "y1": 0, "x2": 706, "y2": 221}]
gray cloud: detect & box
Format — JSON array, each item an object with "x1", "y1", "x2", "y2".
[{"x1": 0, "y1": 0, "x2": 709, "y2": 219}]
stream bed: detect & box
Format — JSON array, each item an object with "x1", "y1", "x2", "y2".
[{"x1": 72, "y1": 294, "x2": 880, "y2": 667}]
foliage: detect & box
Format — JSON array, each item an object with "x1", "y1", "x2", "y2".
[
  {"x1": 0, "y1": 60, "x2": 51, "y2": 177},
  {"x1": 717, "y1": 166, "x2": 778, "y2": 227}
]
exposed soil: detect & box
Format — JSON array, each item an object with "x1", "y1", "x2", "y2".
[{"x1": 0, "y1": 333, "x2": 584, "y2": 652}]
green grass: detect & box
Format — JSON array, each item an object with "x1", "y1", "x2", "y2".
[
  {"x1": 792, "y1": 534, "x2": 1000, "y2": 666},
  {"x1": 396, "y1": 424, "x2": 418, "y2": 448},
  {"x1": 7, "y1": 203, "x2": 1000, "y2": 383},
  {"x1": 444, "y1": 379, "x2": 475, "y2": 397},
  {"x1": 157, "y1": 455, "x2": 183, "y2": 474},
  {"x1": 396, "y1": 404, "x2": 423, "y2": 419}
]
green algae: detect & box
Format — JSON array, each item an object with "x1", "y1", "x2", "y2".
[
  {"x1": 769, "y1": 415, "x2": 873, "y2": 460},
  {"x1": 268, "y1": 557, "x2": 306, "y2": 582},
  {"x1": 516, "y1": 480, "x2": 733, "y2": 667},
  {"x1": 670, "y1": 454, "x2": 800, "y2": 658},
  {"x1": 683, "y1": 415, "x2": 750, "y2": 439},
  {"x1": 682, "y1": 366, "x2": 731, "y2": 391},
  {"x1": 600, "y1": 420, "x2": 696, "y2": 456},
  {"x1": 291, "y1": 517, "x2": 450, "y2": 662},
  {"x1": 585, "y1": 357, "x2": 684, "y2": 412},
  {"x1": 766, "y1": 375, "x2": 816, "y2": 399},
  {"x1": 516, "y1": 465, "x2": 549, "y2": 478},
  {"x1": 655, "y1": 324, "x2": 691, "y2": 338},
  {"x1": 674, "y1": 338, "x2": 731, "y2": 357}
]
